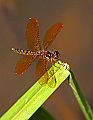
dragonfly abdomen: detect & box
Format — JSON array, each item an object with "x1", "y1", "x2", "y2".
[{"x1": 12, "y1": 48, "x2": 37, "y2": 55}]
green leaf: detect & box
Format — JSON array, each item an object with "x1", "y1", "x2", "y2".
[
  {"x1": 1, "y1": 60, "x2": 92, "y2": 120},
  {"x1": 68, "y1": 70, "x2": 93, "y2": 120},
  {"x1": 0, "y1": 60, "x2": 70, "y2": 120}
]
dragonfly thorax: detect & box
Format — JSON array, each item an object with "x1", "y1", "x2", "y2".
[{"x1": 39, "y1": 50, "x2": 60, "y2": 61}]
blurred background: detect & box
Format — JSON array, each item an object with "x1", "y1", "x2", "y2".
[{"x1": 0, "y1": 0, "x2": 93, "y2": 120}]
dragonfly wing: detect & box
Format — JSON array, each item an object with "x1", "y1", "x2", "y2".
[
  {"x1": 35, "y1": 58, "x2": 48, "y2": 85},
  {"x1": 43, "y1": 23, "x2": 64, "y2": 49},
  {"x1": 26, "y1": 18, "x2": 41, "y2": 51},
  {"x1": 15, "y1": 55, "x2": 37, "y2": 75},
  {"x1": 36, "y1": 58, "x2": 56, "y2": 87},
  {"x1": 47, "y1": 65, "x2": 56, "y2": 88}
]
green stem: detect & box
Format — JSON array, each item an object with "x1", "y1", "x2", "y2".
[{"x1": 68, "y1": 70, "x2": 93, "y2": 120}]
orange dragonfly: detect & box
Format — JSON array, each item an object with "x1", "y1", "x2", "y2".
[{"x1": 12, "y1": 18, "x2": 64, "y2": 87}]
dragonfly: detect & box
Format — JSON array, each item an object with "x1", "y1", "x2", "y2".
[{"x1": 12, "y1": 18, "x2": 64, "y2": 87}]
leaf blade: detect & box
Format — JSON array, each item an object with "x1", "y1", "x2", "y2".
[{"x1": 1, "y1": 61, "x2": 70, "y2": 120}]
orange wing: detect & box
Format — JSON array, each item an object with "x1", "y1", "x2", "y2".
[
  {"x1": 35, "y1": 58, "x2": 48, "y2": 85},
  {"x1": 43, "y1": 23, "x2": 64, "y2": 50},
  {"x1": 47, "y1": 64, "x2": 56, "y2": 87},
  {"x1": 36, "y1": 58, "x2": 56, "y2": 87},
  {"x1": 15, "y1": 55, "x2": 36, "y2": 75},
  {"x1": 15, "y1": 18, "x2": 41, "y2": 75},
  {"x1": 26, "y1": 18, "x2": 41, "y2": 51}
]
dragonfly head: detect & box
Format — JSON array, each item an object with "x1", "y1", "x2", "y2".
[{"x1": 53, "y1": 51, "x2": 60, "y2": 60}]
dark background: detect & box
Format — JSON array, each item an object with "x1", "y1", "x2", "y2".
[{"x1": 0, "y1": 0, "x2": 93, "y2": 120}]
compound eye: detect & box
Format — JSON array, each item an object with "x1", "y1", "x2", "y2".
[
  {"x1": 54, "y1": 51, "x2": 60, "y2": 59},
  {"x1": 54, "y1": 51, "x2": 59, "y2": 55}
]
